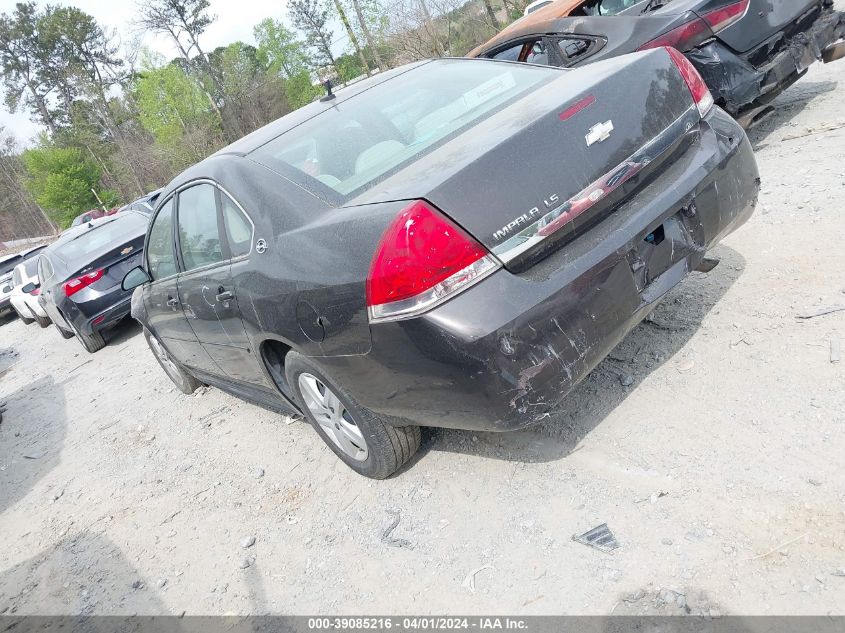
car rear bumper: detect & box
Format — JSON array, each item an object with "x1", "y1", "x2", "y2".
[
  {"x1": 688, "y1": 7, "x2": 845, "y2": 114},
  {"x1": 62, "y1": 289, "x2": 133, "y2": 336},
  {"x1": 315, "y1": 108, "x2": 759, "y2": 432}
]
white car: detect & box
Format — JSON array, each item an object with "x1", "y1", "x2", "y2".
[
  {"x1": 524, "y1": 0, "x2": 553, "y2": 14},
  {"x1": 8, "y1": 248, "x2": 51, "y2": 327}
]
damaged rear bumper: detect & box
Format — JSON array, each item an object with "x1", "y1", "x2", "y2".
[
  {"x1": 317, "y1": 108, "x2": 759, "y2": 432},
  {"x1": 688, "y1": 6, "x2": 845, "y2": 115}
]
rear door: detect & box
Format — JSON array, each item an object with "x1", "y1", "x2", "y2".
[
  {"x1": 143, "y1": 196, "x2": 220, "y2": 374},
  {"x1": 174, "y1": 182, "x2": 268, "y2": 386}
]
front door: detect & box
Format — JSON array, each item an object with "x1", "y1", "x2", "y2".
[{"x1": 174, "y1": 182, "x2": 267, "y2": 385}]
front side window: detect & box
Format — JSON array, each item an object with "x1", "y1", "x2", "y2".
[
  {"x1": 220, "y1": 193, "x2": 253, "y2": 258},
  {"x1": 147, "y1": 199, "x2": 178, "y2": 280},
  {"x1": 252, "y1": 60, "x2": 554, "y2": 198},
  {"x1": 177, "y1": 184, "x2": 224, "y2": 271}
]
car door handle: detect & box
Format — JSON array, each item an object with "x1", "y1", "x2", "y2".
[
  {"x1": 216, "y1": 290, "x2": 234, "y2": 302},
  {"x1": 166, "y1": 297, "x2": 179, "y2": 308}
]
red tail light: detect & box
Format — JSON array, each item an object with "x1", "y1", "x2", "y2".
[
  {"x1": 30, "y1": 287, "x2": 41, "y2": 296},
  {"x1": 637, "y1": 17, "x2": 711, "y2": 52},
  {"x1": 366, "y1": 200, "x2": 500, "y2": 322},
  {"x1": 665, "y1": 47, "x2": 715, "y2": 117},
  {"x1": 64, "y1": 269, "x2": 104, "y2": 297},
  {"x1": 701, "y1": 0, "x2": 749, "y2": 33}
]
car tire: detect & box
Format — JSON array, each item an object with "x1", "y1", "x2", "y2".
[
  {"x1": 144, "y1": 328, "x2": 201, "y2": 394},
  {"x1": 16, "y1": 311, "x2": 35, "y2": 325},
  {"x1": 34, "y1": 314, "x2": 51, "y2": 328},
  {"x1": 76, "y1": 328, "x2": 106, "y2": 353},
  {"x1": 56, "y1": 324, "x2": 75, "y2": 339},
  {"x1": 285, "y1": 351, "x2": 421, "y2": 479}
]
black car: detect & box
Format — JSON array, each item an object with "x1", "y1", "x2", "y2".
[
  {"x1": 123, "y1": 54, "x2": 759, "y2": 478},
  {"x1": 36, "y1": 211, "x2": 149, "y2": 352},
  {"x1": 468, "y1": 0, "x2": 845, "y2": 127}
]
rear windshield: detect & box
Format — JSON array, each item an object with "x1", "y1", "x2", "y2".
[
  {"x1": 0, "y1": 256, "x2": 21, "y2": 277},
  {"x1": 53, "y1": 213, "x2": 148, "y2": 263},
  {"x1": 252, "y1": 60, "x2": 555, "y2": 198}
]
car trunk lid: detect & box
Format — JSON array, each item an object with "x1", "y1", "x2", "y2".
[{"x1": 351, "y1": 49, "x2": 700, "y2": 271}]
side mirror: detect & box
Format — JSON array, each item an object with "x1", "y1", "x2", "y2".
[
  {"x1": 21, "y1": 282, "x2": 37, "y2": 294},
  {"x1": 122, "y1": 266, "x2": 151, "y2": 292}
]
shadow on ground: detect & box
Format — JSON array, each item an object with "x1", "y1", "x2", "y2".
[
  {"x1": 103, "y1": 316, "x2": 142, "y2": 348},
  {"x1": 0, "y1": 531, "x2": 168, "y2": 616},
  {"x1": 747, "y1": 79, "x2": 839, "y2": 149},
  {"x1": 0, "y1": 375, "x2": 68, "y2": 515},
  {"x1": 424, "y1": 244, "x2": 746, "y2": 465}
]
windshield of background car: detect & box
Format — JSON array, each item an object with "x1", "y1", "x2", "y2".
[
  {"x1": 582, "y1": 0, "x2": 649, "y2": 15},
  {"x1": 52, "y1": 213, "x2": 148, "y2": 264},
  {"x1": 252, "y1": 60, "x2": 555, "y2": 198},
  {"x1": 0, "y1": 257, "x2": 20, "y2": 277}
]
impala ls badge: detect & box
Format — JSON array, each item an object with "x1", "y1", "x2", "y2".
[{"x1": 586, "y1": 120, "x2": 614, "y2": 146}]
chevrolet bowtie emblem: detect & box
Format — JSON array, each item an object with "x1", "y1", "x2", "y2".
[{"x1": 586, "y1": 120, "x2": 614, "y2": 146}]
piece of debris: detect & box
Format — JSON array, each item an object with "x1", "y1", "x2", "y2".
[
  {"x1": 522, "y1": 594, "x2": 543, "y2": 607},
  {"x1": 157, "y1": 578, "x2": 167, "y2": 589},
  {"x1": 831, "y1": 568, "x2": 845, "y2": 578},
  {"x1": 251, "y1": 467, "x2": 265, "y2": 479},
  {"x1": 797, "y1": 305, "x2": 845, "y2": 320},
  {"x1": 744, "y1": 533, "x2": 808, "y2": 561},
  {"x1": 573, "y1": 523, "x2": 620, "y2": 553},
  {"x1": 830, "y1": 340, "x2": 841, "y2": 364},
  {"x1": 381, "y1": 510, "x2": 413, "y2": 549},
  {"x1": 676, "y1": 359, "x2": 695, "y2": 373},
  {"x1": 462, "y1": 564, "x2": 495, "y2": 594},
  {"x1": 620, "y1": 375, "x2": 634, "y2": 387},
  {"x1": 131, "y1": 580, "x2": 144, "y2": 590},
  {"x1": 661, "y1": 538, "x2": 673, "y2": 546},
  {"x1": 635, "y1": 491, "x2": 668, "y2": 504},
  {"x1": 808, "y1": 478, "x2": 823, "y2": 487},
  {"x1": 52, "y1": 488, "x2": 65, "y2": 502},
  {"x1": 22, "y1": 452, "x2": 45, "y2": 460},
  {"x1": 241, "y1": 535, "x2": 256, "y2": 549}
]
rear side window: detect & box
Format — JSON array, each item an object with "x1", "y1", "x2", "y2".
[
  {"x1": 177, "y1": 184, "x2": 224, "y2": 271},
  {"x1": 147, "y1": 199, "x2": 178, "y2": 280},
  {"x1": 220, "y1": 193, "x2": 252, "y2": 258},
  {"x1": 252, "y1": 60, "x2": 554, "y2": 198}
]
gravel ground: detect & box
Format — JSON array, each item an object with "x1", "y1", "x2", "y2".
[{"x1": 1, "y1": 56, "x2": 845, "y2": 617}]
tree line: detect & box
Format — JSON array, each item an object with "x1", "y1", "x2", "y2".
[{"x1": 0, "y1": 0, "x2": 526, "y2": 236}]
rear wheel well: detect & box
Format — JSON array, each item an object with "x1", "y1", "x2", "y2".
[{"x1": 261, "y1": 339, "x2": 294, "y2": 395}]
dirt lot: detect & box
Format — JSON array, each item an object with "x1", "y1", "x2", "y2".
[{"x1": 2, "y1": 58, "x2": 845, "y2": 617}]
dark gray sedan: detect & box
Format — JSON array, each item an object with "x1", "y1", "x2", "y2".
[{"x1": 123, "y1": 54, "x2": 759, "y2": 477}]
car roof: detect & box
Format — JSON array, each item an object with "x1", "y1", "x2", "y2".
[{"x1": 467, "y1": 0, "x2": 588, "y2": 57}]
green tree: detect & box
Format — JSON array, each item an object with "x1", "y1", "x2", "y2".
[
  {"x1": 20, "y1": 143, "x2": 114, "y2": 227},
  {"x1": 288, "y1": 0, "x2": 339, "y2": 76},
  {"x1": 133, "y1": 52, "x2": 222, "y2": 169},
  {"x1": 285, "y1": 71, "x2": 320, "y2": 109},
  {"x1": 253, "y1": 18, "x2": 309, "y2": 79}
]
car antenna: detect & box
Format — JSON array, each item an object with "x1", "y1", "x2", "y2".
[{"x1": 320, "y1": 79, "x2": 336, "y2": 102}]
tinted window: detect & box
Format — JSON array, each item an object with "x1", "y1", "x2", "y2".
[
  {"x1": 253, "y1": 60, "x2": 553, "y2": 197},
  {"x1": 177, "y1": 184, "x2": 223, "y2": 271},
  {"x1": 147, "y1": 199, "x2": 178, "y2": 280},
  {"x1": 54, "y1": 213, "x2": 148, "y2": 263},
  {"x1": 220, "y1": 193, "x2": 252, "y2": 258},
  {"x1": 0, "y1": 256, "x2": 21, "y2": 277}
]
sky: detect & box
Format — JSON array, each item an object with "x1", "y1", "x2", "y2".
[{"x1": 0, "y1": 0, "x2": 322, "y2": 145}]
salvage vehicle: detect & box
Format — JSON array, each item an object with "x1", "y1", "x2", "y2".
[
  {"x1": 36, "y1": 211, "x2": 149, "y2": 352},
  {"x1": 0, "y1": 251, "x2": 31, "y2": 319},
  {"x1": 468, "y1": 0, "x2": 845, "y2": 127},
  {"x1": 9, "y1": 247, "x2": 50, "y2": 327},
  {"x1": 122, "y1": 54, "x2": 759, "y2": 478}
]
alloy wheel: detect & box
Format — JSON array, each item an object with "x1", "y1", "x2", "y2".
[{"x1": 297, "y1": 373, "x2": 368, "y2": 461}]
